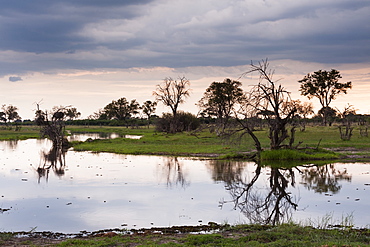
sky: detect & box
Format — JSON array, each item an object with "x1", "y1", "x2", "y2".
[{"x1": 1, "y1": 0, "x2": 370, "y2": 120}]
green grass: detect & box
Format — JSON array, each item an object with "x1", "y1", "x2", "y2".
[
  {"x1": 71, "y1": 130, "x2": 230, "y2": 156},
  {"x1": 0, "y1": 126, "x2": 40, "y2": 140},
  {"x1": 292, "y1": 125, "x2": 370, "y2": 149},
  {"x1": 70, "y1": 125, "x2": 370, "y2": 158},
  {"x1": 4, "y1": 224, "x2": 367, "y2": 246},
  {"x1": 245, "y1": 125, "x2": 370, "y2": 151},
  {"x1": 2, "y1": 125, "x2": 370, "y2": 159},
  {"x1": 260, "y1": 148, "x2": 339, "y2": 161}
]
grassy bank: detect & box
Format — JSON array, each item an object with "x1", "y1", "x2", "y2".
[
  {"x1": 0, "y1": 126, "x2": 40, "y2": 140},
  {"x1": 1, "y1": 125, "x2": 370, "y2": 158},
  {"x1": 69, "y1": 125, "x2": 370, "y2": 158},
  {"x1": 1, "y1": 223, "x2": 369, "y2": 246},
  {"x1": 260, "y1": 148, "x2": 340, "y2": 161}
]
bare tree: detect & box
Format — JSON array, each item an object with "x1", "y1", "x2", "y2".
[
  {"x1": 35, "y1": 105, "x2": 69, "y2": 149},
  {"x1": 241, "y1": 59, "x2": 297, "y2": 150},
  {"x1": 294, "y1": 100, "x2": 314, "y2": 131},
  {"x1": 37, "y1": 145, "x2": 67, "y2": 183},
  {"x1": 227, "y1": 164, "x2": 298, "y2": 225},
  {"x1": 153, "y1": 76, "x2": 191, "y2": 133},
  {"x1": 337, "y1": 104, "x2": 356, "y2": 140},
  {"x1": 233, "y1": 91, "x2": 263, "y2": 152},
  {"x1": 153, "y1": 76, "x2": 191, "y2": 118}
]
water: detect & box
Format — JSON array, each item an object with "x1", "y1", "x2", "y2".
[
  {"x1": 67, "y1": 132, "x2": 142, "y2": 142},
  {"x1": 0, "y1": 138, "x2": 369, "y2": 233}
]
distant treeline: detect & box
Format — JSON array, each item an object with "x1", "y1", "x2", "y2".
[{"x1": 4, "y1": 113, "x2": 369, "y2": 128}]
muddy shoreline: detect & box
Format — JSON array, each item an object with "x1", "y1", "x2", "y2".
[{"x1": 1, "y1": 223, "x2": 225, "y2": 246}]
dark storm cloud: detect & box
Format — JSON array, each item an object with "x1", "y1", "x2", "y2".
[
  {"x1": 0, "y1": 0, "x2": 369, "y2": 76},
  {"x1": 0, "y1": 0, "x2": 153, "y2": 53}
]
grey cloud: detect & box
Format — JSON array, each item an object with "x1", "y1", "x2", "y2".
[
  {"x1": 0, "y1": 0, "x2": 155, "y2": 53},
  {"x1": 9, "y1": 76, "x2": 23, "y2": 82},
  {"x1": 0, "y1": 0, "x2": 369, "y2": 76}
]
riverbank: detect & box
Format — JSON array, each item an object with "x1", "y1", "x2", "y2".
[
  {"x1": 2, "y1": 125, "x2": 370, "y2": 160},
  {"x1": 68, "y1": 125, "x2": 370, "y2": 161},
  {"x1": 0, "y1": 126, "x2": 40, "y2": 140},
  {"x1": 1, "y1": 223, "x2": 369, "y2": 246}
]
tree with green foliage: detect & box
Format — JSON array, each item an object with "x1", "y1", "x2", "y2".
[
  {"x1": 1, "y1": 104, "x2": 21, "y2": 124},
  {"x1": 198, "y1": 78, "x2": 245, "y2": 135},
  {"x1": 0, "y1": 111, "x2": 6, "y2": 124},
  {"x1": 103, "y1": 98, "x2": 139, "y2": 124},
  {"x1": 65, "y1": 107, "x2": 81, "y2": 120},
  {"x1": 299, "y1": 69, "x2": 352, "y2": 126},
  {"x1": 317, "y1": 107, "x2": 337, "y2": 126},
  {"x1": 141, "y1": 100, "x2": 157, "y2": 119},
  {"x1": 141, "y1": 100, "x2": 157, "y2": 128}
]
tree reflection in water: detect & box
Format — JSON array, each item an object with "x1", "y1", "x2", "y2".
[
  {"x1": 206, "y1": 160, "x2": 353, "y2": 225},
  {"x1": 36, "y1": 145, "x2": 66, "y2": 183},
  {"x1": 300, "y1": 163, "x2": 352, "y2": 194},
  {"x1": 159, "y1": 157, "x2": 189, "y2": 188},
  {"x1": 2, "y1": 139, "x2": 19, "y2": 149},
  {"x1": 230, "y1": 164, "x2": 298, "y2": 225},
  {"x1": 206, "y1": 160, "x2": 246, "y2": 185}
]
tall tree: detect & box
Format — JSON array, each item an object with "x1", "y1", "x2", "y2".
[
  {"x1": 153, "y1": 76, "x2": 191, "y2": 133},
  {"x1": 1, "y1": 104, "x2": 21, "y2": 123},
  {"x1": 241, "y1": 59, "x2": 297, "y2": 150},
  {"x1": 65, "y1": 107, "x2": 81, "y2": 120},
  {"x1": 198, "y1": 78, "x2": 245, "y2": 135},
  {"x1": 35, "y1": 106, "x2": 69, "y2": 149},
  {"x1": 141, "y1": 100, "x2": 157, "y2": 119},
  {"x1": 153, "y1": 76, "x2": 190, "y2": 118},
  {"x1": 141, "y1": 100, "x2": 157, "y2": 128},
  {"x1": 0, "y1": 111, "x2": 6, "y2": 123},
  {"x1": 299, "y1": 69, "x2": 352, "y2": 126},
  {"x1": 103, "y1": 98, "x2": 139, "y2": 123}
]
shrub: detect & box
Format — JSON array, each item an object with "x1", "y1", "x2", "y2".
[{"x1": 155, "y1": 111, "x2": 200, "y2": 133}]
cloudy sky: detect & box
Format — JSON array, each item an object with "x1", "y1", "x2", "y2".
[{"x1": 1, "y1": 0, "x2": 369, "y2": 119}]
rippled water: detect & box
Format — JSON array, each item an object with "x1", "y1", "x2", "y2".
[{"x1": 0, "y1": 137, "x2": 369, "y2": 233}]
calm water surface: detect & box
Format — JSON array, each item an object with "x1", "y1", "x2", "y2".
[{"x1": 0, "y1": 137, "x2": 369, "y2": 233}]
